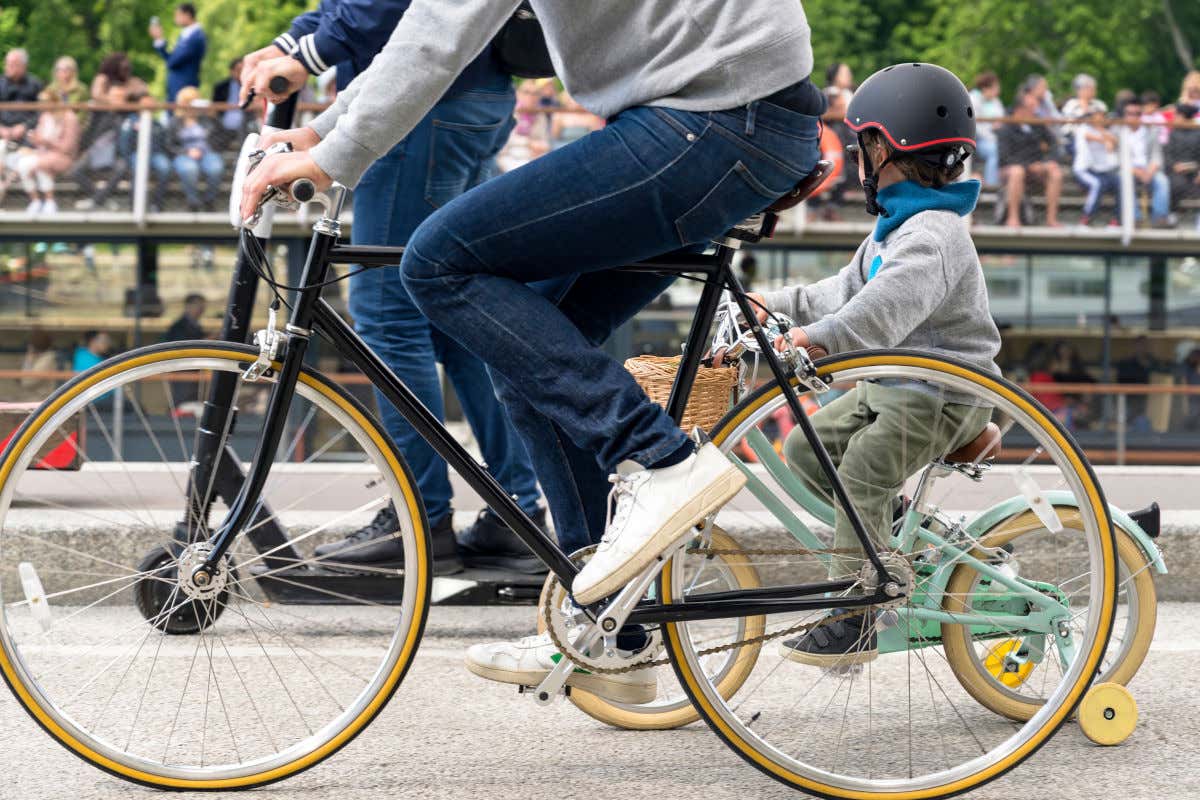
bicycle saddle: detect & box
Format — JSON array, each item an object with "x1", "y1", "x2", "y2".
[
  {"x1": 766, "y1": 160, "x2": 835, "y2": 212},
  {"x1": 943, "y1": 422, "x2": 1002, "y2": 464}
]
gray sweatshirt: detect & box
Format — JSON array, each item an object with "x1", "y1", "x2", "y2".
[
  {"x1": 763, "y1": 210, "x2": 1002, "y2": 377},
  {"x1": 308, "y1": 0, "x2": 814, "y2": 187}
]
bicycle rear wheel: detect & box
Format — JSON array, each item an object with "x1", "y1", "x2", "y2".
[
  {"x1": 661, "y1": 350, "x2": 1117, "y2": 798},
  {"x1": 0, "y1": 342, "x2": 431, "y2": 789}
]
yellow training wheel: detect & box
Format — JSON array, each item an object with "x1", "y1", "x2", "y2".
[
  {"x1": 1077, "y1": 682, "x2": 1138, "y2": 745},
  {"x1": 983, "y1": 639, "x2": 1035, "y2": 688}
]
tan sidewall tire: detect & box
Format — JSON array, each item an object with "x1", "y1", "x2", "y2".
[
  {"x1": 943, "y1": 512, "x2": 1156, "y2": 722},
  {"x1": 536, "y1": 529, "x2": 764, "y2": 730}
]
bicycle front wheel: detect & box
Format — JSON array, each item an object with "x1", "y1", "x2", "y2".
[
  {"x1": 0, "y1": 342, "x2": 431, "y2": 789},
  {"x1": 661, "y1": 350, "x2": 1118, "y2": 799}
]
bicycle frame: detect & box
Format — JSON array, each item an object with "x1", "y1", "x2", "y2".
[{"x1": 188, "y1": 183, "x2": 900, "y2": 622}]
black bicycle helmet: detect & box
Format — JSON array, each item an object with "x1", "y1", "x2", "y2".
[{"x1": 845, "y1": 63, "x2": 977, "y2": 215}]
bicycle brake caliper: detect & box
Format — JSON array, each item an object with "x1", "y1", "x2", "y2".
[
  {"x1": 792, "y1": 348, "x2": 830, "y2": 395},
  {"x1": 243, "y1": 305, "x2": 283, "y2": 383}
]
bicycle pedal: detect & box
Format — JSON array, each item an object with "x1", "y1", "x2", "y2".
[{"x1": 517, "y1": 684, "x2": 570, "y2": 702}]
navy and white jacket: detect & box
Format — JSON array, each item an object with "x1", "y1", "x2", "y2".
[{"x1": 273, "y1": 0, "x2": 507, "y2": 92}]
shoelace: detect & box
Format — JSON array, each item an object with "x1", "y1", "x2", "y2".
[
  {"x1": 347, "y1": 506, "x2": 396, "y2": 541},
  {"x1": 601, "y1": 473, "x2": 643, "y2": 545}
]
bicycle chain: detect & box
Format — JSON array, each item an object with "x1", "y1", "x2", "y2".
[{"x1": 542, "y1": 544, "x2": 867, "y2": 676}]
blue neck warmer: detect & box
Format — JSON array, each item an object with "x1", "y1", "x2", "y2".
[{"x1": 872, "y1": 179, "x2": 981, "y2": 242}]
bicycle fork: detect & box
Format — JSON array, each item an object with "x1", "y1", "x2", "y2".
[{"x1": 190, "y1": 207, "x2": 344, "y2": 587}]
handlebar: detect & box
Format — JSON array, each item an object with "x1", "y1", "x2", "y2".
[{"x1": 268, "y1": 75, "x2": 291, "y2": 96}]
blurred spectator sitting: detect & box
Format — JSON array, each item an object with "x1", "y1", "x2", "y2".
[
  {"x1": 47, "y1": 56, "x2": 89, "y2": 126},
  {"x1": 1112, "y1": 88, "x2": 1136, "y2": 115},
  {"x1": 1123, "y1": 100, "x2": 1174, "y2": 227},
  {"x1": 1060, "y1": 73, "x2": 1106, "y2": 147},
  {"x1": 1176, "y1": 71, "x2": 1200, "y2": 116},
  {"x1": 824, "y1": 62, "x2": 854, "y2": 95},
  {"x1": 1165, "y1": 103, "x2": 1200, "y2": 227},
  {"x1": 1049, "y1": 341, "x2": 1096, "y2": 430},
  {"x1": 151, "y1": 3, "x2": 207, "y2": 103},
  {"x1": 997, "y1": 86, "x2": 1063, "y2": 227},
  {"x1": 0, "y1": 49, "x2": 43, "y2": 144},
  {"x1": 153, "y1": 86, "x2": 223, "y2": 211},
  {"x1": 969, "y1": 72, "x2": 1004, "y2": 187},
  {"x1": 1025, "y1": 342, "x2": 1066, "y2": 417},
  {"x1": 1022, "y1": 74, "x2": 1058, "y2": 119},
  {"x1": 90, "y1": 52, "x2": 148, "y2": 103},
  {"x1": 19, "y1": 329, "x2": 61, "y2": 400},
  {"x1": 1180, "y1": 347, "x2": 1200, "y2": 431},
  {"x1": 12, "y1": 88, "x2": 81, "y2": 215},
  {"x1": 164, "y1": 293, "x2": 208, "y2": 342},
  {"x1": 72, "y1": 330, "x2": 111, "y2": 372},
  {"x1": 1116, "y1": 335, "x2": 1160, "y2": 432},
  {"x1": 497, "y1": 80, "x2": 550, "y2": 172},
  {"x1": 549, "y1": 91, "x2": 602, "y2": 150},
  {"x1": 1140, "y1": 90, "x2": 1169, "y2": 146},
  {"x1": 211, "y1": 57, "x2": 246, "y2": 148},
  {"x1": 807, "y1": 87, "x2": 852, "y2": 220},
  {"x1": 1072, "y1": 108, "x2": 1120, "y2": 226}
]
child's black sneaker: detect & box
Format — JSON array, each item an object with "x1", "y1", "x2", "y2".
[{"x1": 779, "y1": 610, "x2": 878, "y2": 667}]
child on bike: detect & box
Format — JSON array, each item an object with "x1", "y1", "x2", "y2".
[{"x1": 749, "y1": 64, "x2": 1003, "y2": 667}]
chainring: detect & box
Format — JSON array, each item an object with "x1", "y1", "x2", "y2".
[{"x1": 541, "y1": 546, "x2": 663, "y2": 673}]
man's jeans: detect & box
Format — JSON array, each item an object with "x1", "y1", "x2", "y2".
[
  {"x1": 349, "y1": 86, "x2": 542, "y2": 525},
  {"x1": 1135, "y1": 170, "x2": 1171, "y2": 222},
  {"x1": 402, "y1": 101, "x2": 820, "y2": 553}
]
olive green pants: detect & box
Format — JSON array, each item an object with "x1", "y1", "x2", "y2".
[{"x1": 785, "y1": 381, "x2": 993, "y2": 578}]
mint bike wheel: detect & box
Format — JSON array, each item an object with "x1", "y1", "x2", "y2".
[
  {"x1": 0, "y1": 342, "x2": 431, "y2": 789},
  {"x1": 661, "y1": 350, "x2": 1117, "y2": 799}
]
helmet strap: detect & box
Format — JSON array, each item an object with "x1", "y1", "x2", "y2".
[{"x1": 858, "y1": 133, "x2": 894, "y2": 217}]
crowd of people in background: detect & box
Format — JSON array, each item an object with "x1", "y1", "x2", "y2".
[
  {"x1": 969, "y1": 69, "x2": 1200, "y2": 229},
  {"x1": 0, "y1": 15, "x2": 1199, "y2": 229},
  {"x1": 0, "y1": 3, "x2": 250, "y2": 216}
]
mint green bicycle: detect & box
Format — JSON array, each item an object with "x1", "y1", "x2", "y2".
[{"x1": 543, "y1": 309, "x2": 1161, "y2": 752}]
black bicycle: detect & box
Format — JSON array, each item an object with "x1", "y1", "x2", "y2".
[{"x1": 0, "y1": 113, "x2": 1122, "y2": 796}]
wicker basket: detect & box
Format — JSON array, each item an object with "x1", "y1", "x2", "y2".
[{"x1": 624, "y1": 354, "x2": 738, "y2": 434}]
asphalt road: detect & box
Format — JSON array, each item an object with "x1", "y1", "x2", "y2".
[{"x1": 1, "y1": 603, "x2": 1196, "y2": 800}]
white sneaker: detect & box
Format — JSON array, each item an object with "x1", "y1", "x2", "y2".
[
  {"x1": 572, "y1": 442, "x2": 746, "y2": 606},
  {"x1": 25, "y1": 199, "x2": 41, "y2": 216},
  {"x1": 464, "y1": 632, "x2": 657, "y2": 704},
  {"x1": 40, "y1": 199, "x2": 57, "y2": 215}
]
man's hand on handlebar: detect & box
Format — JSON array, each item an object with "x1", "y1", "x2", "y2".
[
  {"x1": 240, "y1": 149, "x2": 333, "y2": 225},
  {"x1": 239, "y1": 44, "x2": 291, "y2": 106},
  {"x1": 244, "y1": 55, "x2": 309, "y2": 105},
  {"x1": 259, "y1": 127, "x2": 321, "y2": 153}
]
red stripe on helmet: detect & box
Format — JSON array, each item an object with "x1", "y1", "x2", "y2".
[{"x1": 845, "y1": 119, "x2": 976, "y2": 151}]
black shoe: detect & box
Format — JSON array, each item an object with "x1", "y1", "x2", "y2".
[
  {"x1": 779, "y1": 610, "x2": 878, "y2": 667},
  {"x1": 456, "y1": 507, "x2": 549, "y2": 575},
  {"x1": 313, "y1": 503, "x2": 463, "y2": 576}
]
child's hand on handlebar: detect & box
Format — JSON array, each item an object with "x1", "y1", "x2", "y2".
[
  {"x1": 259, "y1": 127, "x2": 321, "y2": 153},
  {"x1": 773, "y1": 326, "x2": 810, "y2": 353},
  {"x1": 240, "y1": 150, "x2": 332, "y2": 225},
  {"x1": 745, "y1": 292, "x2": 770, "y2": 324}
]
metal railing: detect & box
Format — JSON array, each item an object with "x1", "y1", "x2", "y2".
[
  {"x1": 4, "y1": 368, "x2": 1200, "y2": 465},
  {"x1": 1, "y1": 101, "x2": 1197, "y2": 238}
]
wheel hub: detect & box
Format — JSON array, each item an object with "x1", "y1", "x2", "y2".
[{"x1": 176, "y1": 542, "x2": 229, "y2": 601}]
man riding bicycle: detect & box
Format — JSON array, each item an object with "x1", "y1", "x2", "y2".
[{"x1": 242, "y1": 0, "x2": 824, "y2": 700}]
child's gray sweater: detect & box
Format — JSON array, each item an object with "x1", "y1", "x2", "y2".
[{"x1": 763, "y1": 209, "x2": 1001, "y2": 376}]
